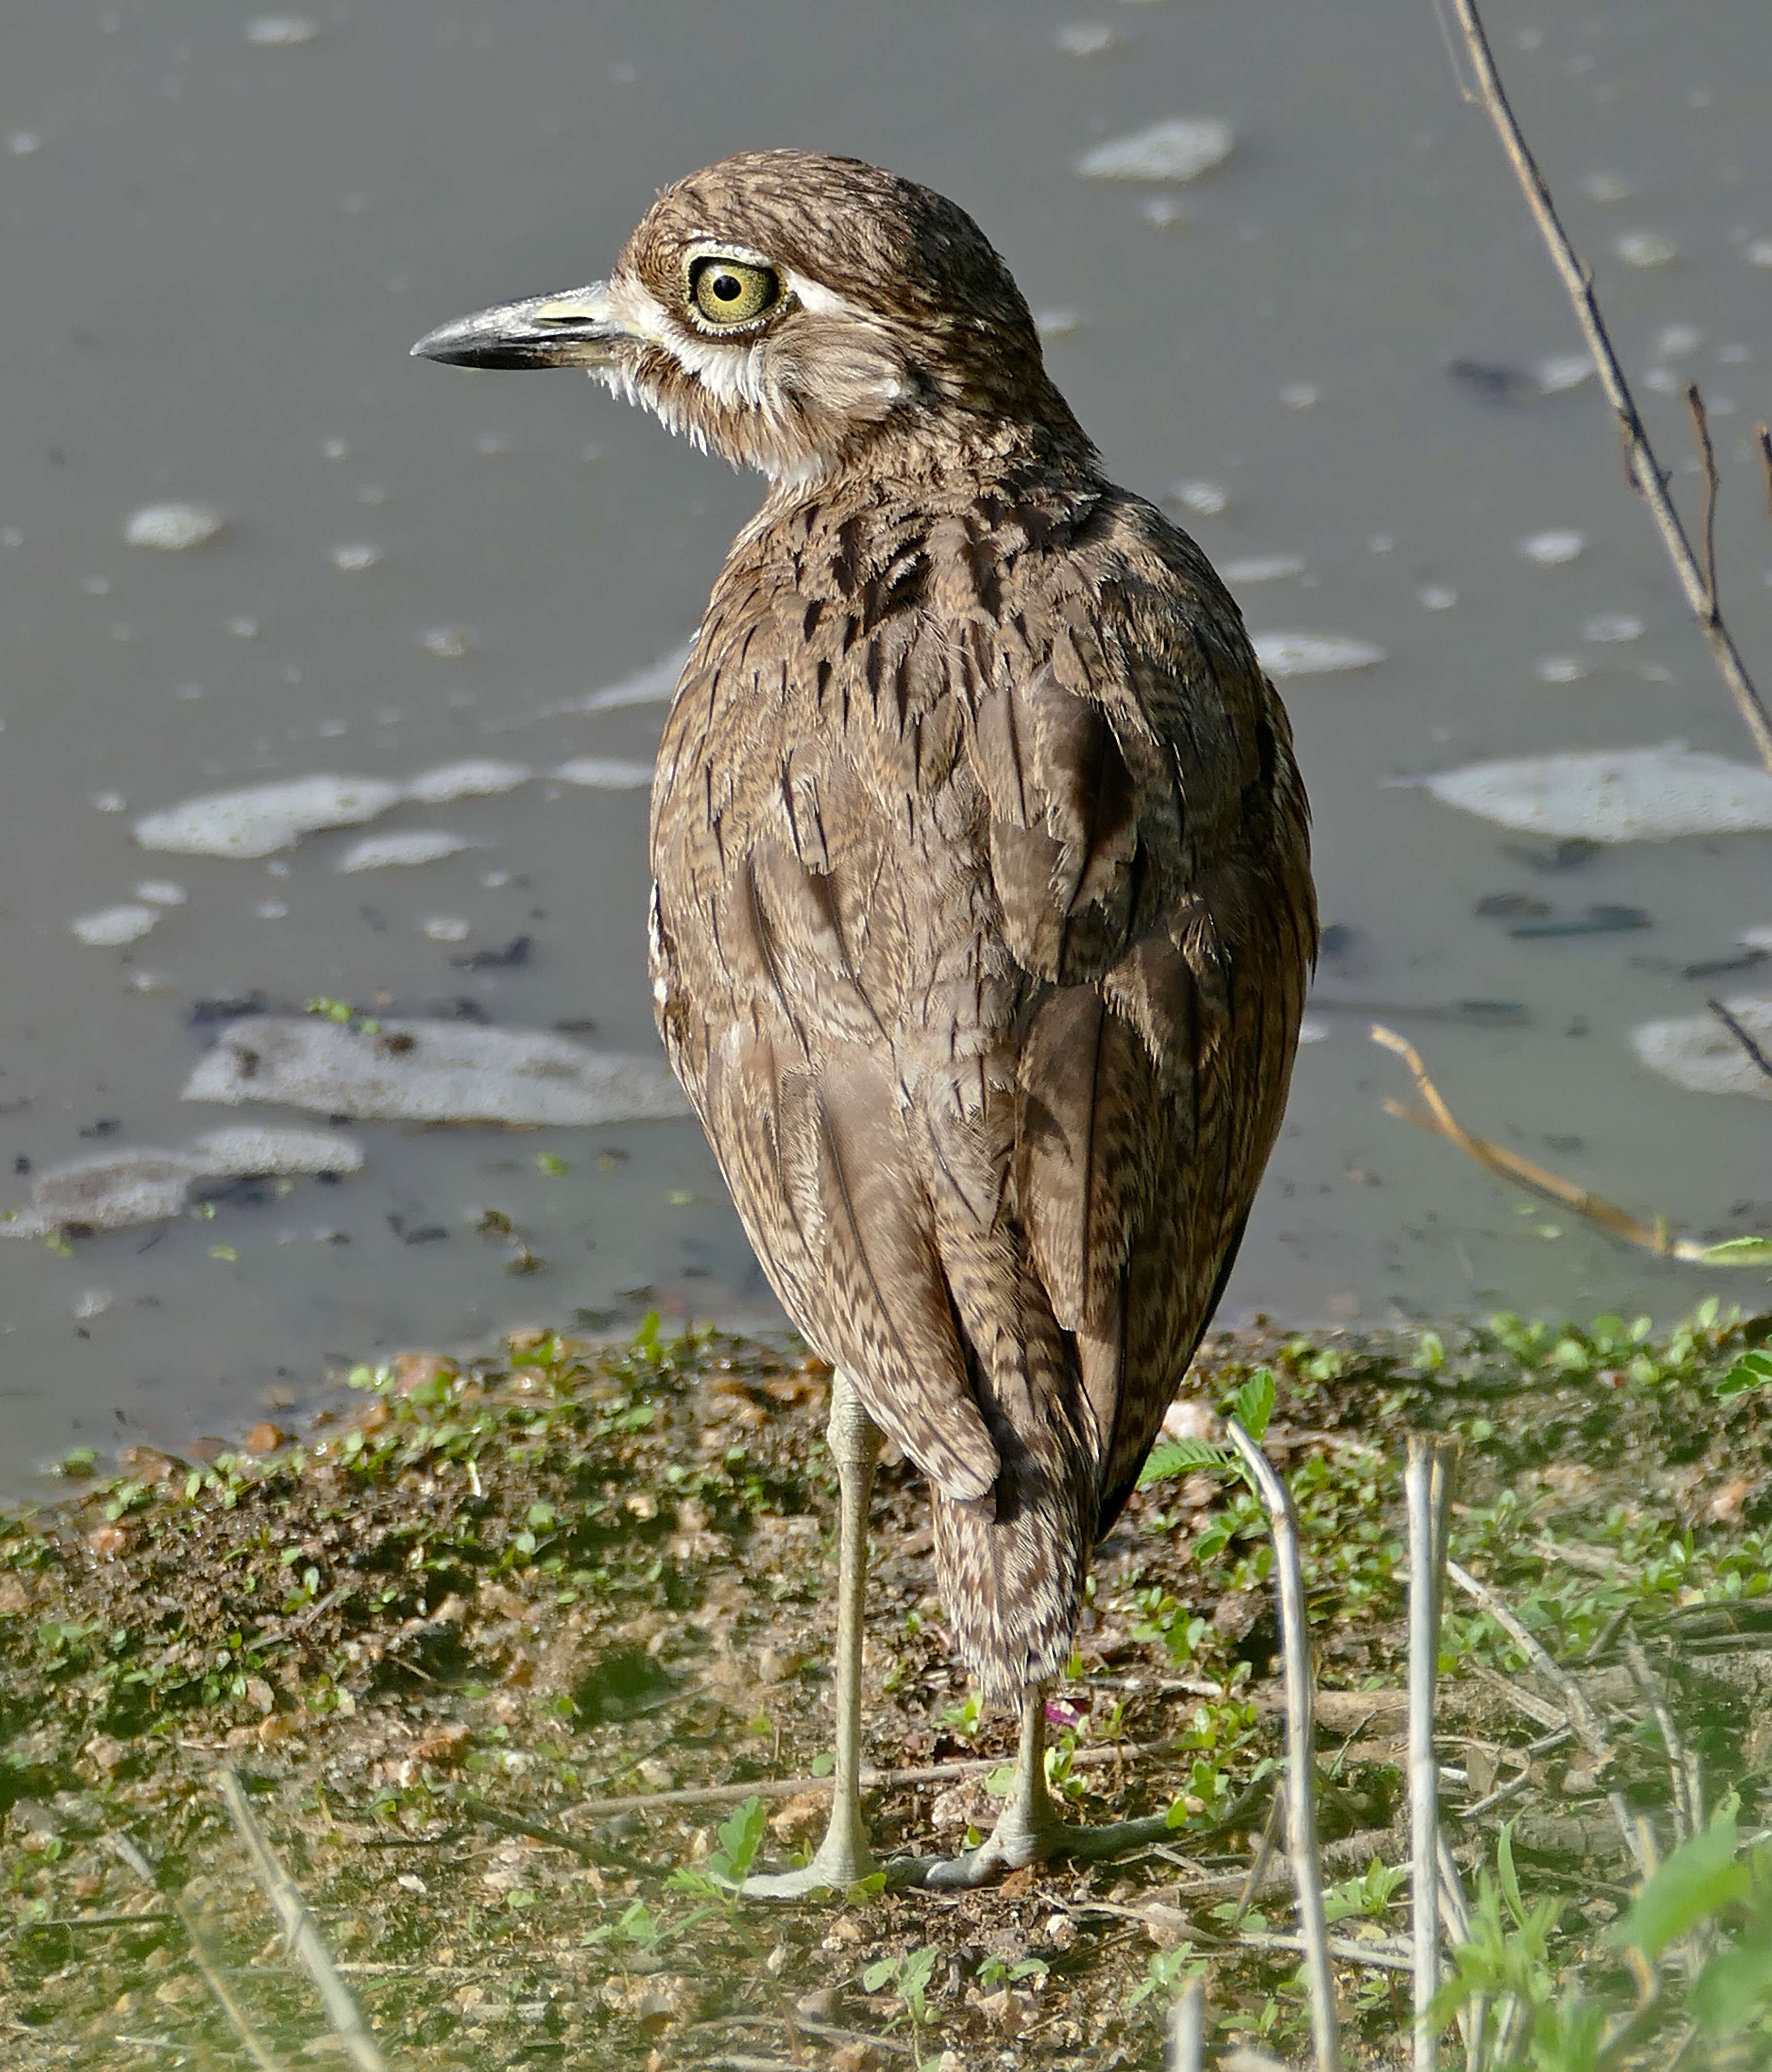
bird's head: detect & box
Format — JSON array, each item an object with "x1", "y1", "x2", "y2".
[{"x1": 412, "y1": 150, "x2": 1086, "y2": 488}]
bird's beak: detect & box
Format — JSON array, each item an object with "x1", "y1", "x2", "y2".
[{"x1": 410, "y1": 282, "x2": 627, "y2": 370}]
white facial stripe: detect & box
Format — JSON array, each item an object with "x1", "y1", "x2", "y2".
[{"x1": 782, "y1": 268, "x2": 869, "y2": 319}]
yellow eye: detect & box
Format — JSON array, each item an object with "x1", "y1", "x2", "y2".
[{"x1": 689, "y1": 256, "x2": 780, "y2": 328}]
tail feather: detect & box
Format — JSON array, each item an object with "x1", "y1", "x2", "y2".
[{"x1": 929, "y1": 1317, "x2": 1095, "y2": 1709}]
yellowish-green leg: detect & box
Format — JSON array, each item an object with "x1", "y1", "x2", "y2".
[
  {"x1": 741, "y1": 1370, "x2": 882, "y2": 1898},
  {"x1": 921, "y1": 1685, "x2": 1178, "y2": 1890}
]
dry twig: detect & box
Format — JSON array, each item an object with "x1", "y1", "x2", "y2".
[
  {"x1": 213, "y1": 1767, "x2": 388, "y2": 2072},
  {"x1": 1444, "y1": 1562, "x2": 1646, "y2": 1876},
  {"x1": 1225, "y1": 1417, "x2": 1342, "y2": 2072},
  {"x1": 1407, "y1": 1438, "x2": 1459, "y2": 2072},
  {"x1": 1371, "y1": 1024, "x2": 1738, "y2": 1264},
  {"x1": 105, "y1": 1833, "x2": 289, "y2": 2072},
  {"x1": 1442, "y1": 0, "x2": 1772, "y2": 777},
  {"x1": 1707, "y1": 998, "x2": 1772, "y2": 1085},
  {"x1": 564, "y1": 1735, "x2": 1179, "y2": 1823}
]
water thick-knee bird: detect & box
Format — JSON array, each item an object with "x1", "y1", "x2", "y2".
[{"x1": 414, "y1": 149, "x2": 1316, "y2": 1892}]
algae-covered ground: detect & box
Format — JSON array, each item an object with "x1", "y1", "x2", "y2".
[{"x1": 2, "y1": 1306, "x2": 1770, "y2": 2071}]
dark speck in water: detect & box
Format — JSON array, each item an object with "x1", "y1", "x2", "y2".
[
  {"x1": 1475, "y1": 892, "x2": 1550, "y2": 920},
  {"x1": 188, "y1": 993, "x2": 269, "y2": 1028},
  {"x1": 1502, "y1": 839, "x2": 1600, "y2": 872},
  {"x1": 1447, "y1": 357, "x2": 1537, "y2": 404},
  {"x1": 13, "y1": 1155, "x2": 30, "y2": 1175},
  {"x1": 450, "y1": 935, "x2": 532, "y2": 971},
  {"x1": 1318, "y1": 923, "x2": 1357, "y2": 958},
  {"x1": 1681, "y1": 948, "x2": 1768, "y2": 980},
  {"x1": 554, "y1": 1017, "x2": 599, "y2": 1035},
  {"x1": 1511, "y1": 905, "x2": 1649, "y2": 939}
]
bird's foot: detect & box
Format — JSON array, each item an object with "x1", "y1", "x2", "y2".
[
  {"x1": 732, "y1": 1824, "x2": 879, "y2": 1902},
  {"x1": 916, "y1": 1809, "x2": 1179, "y2": 1891}
]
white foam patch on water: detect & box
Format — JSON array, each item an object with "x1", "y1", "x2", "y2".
[
  {"x1": 404, "y1": 759, "x2": 531, "y2": 803},
  {"x1": 552, "y1": 757, "x2": 655, "y2": 789},
  {"x1": 554, "y1": 646, "x2": 690, "y2": 715},
  {"x1": 1520, "y1": 529, "x2": 1586, "y2": 566},
  {"x1": 329, "y1": 543, "x2": 382, "y2": 572},
  {"x1": 244, "y1": 15, "x2": 318, "y2": 45},
  {"x1": 1296, "y1": 1016, "x2": 1331, "y2": 1045},
  {"x1": 1055, "y1": 22, "x2": 1116, "y2": 55},
  {"x1": 182, "y1": 1017, "x2": 691, "y2": 1128},
  {"x1": 1632, "y1": 998, "x2": 1772, "y2": 1100},
  {"x1": 1614, "y1": 230, "x2": 1678, "y2": 269},
  {"x1": 133, "y1": 880, "x2": 187, "y2": 906},
  {"x1": 1584, "y1": 613, "x2": 1644, "y2": 643},
  {"x1": 1401, "y1": 742, "x2": 1772, "y2": 842},
  {"x1": 0, "y1": 1126, "x2": 362, "y2": 1238},
  {"x1": 1171, "y1": 479, "x2": 1227, "y2": 516},
  {"x1": 1077, "y1": 117, "x2": 1235, "y2": 182},
  {"x1": 1222, "y1": 555, "x2": 1306, "y2": 584},
  {"x1": 1537, "y1": 354, "x2": 1594, "y2": 394},
  {"x1": 335, "y1": 831, "x2": 479, "y2": 873},
  {"x1": 1252, "y1": 633, "x2": 1386, "y2": 678},
  {"x1": 135, "y1": 776, "x2": 403, "y2": 857},
  {"x1": 420, "y1": 916, "x2": 471, "y2": 943},
  {"x1": 124, "y1": 503, "x2": 224, "y2": 550},
  {"x1": 71, "y1": 905, "x2": 158, "y2": 947}
]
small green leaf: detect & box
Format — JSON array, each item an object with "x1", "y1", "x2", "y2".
[
  {"x1": 1697, "y1": 1236, "x2": 1772, "y2": 1266},
  {"x1": 1611, "y1": 1811, "x2": 1747, "y2": 1960},
  {"x1": 535, "y1": 1152, "x2": 569, "y2": 1177},
  {"x1": 1138, "y1": 1438, "x2": 1231, "y2": 1488},
  {"x1": 862, "y1": 1957, "x2": 898, "y2": 1992},
  {"x1": 711, "y1": 1794, "x2": 767, "y2": 1884},
  {"x1": 1497, "y1": 1820, "x2": 1527, "y2": 1929},
  {"x1": 1233, "y1": 1367, "x2": 1276, "y2": 1441},
  {"x1": 809, "y1": 1751, "x2": 835, "y2": 1778}
]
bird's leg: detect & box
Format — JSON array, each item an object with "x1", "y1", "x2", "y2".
[
  {"x1": 920, "y1": 1685, "x2": 1182, "y2": 1890},
  {"x1": 922, "y1": 1686, "x2": 1066, "y2": 1889},
  {"x1": 739, "y1": 1369, "x2": 883, "y2": 1900}
]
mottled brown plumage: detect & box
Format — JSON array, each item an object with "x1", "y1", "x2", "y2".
[{"x1": 415, "y1": 150, "x2": 1315, "y2": 1886}]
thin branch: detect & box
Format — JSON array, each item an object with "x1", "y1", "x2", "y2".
[
  {"x1": 106, "y1": 1833, "x2": 290, "y2": 2072},
  {"x1": 1443, "y1": 1562, "x2": 1647, "y2": 1875},
  {"x1": 1371, "y1": 1025, "x2": 1727, "y2": 1264},
  {"x1": 1442, "y1": 0, "x2": 1772, "y2": 778},
  {"x1": 1623, "y1": 1641, "x2": 1693, "y2": 1848},
  {"x1": 1686, "y1": 386, "x2": 1721, "y2": 622},
  {"x1": 1408, "y1": 1439, "x2": 1459, "y2": 2072},
  {"x1": 1756, "y1": 423, "x2": 1772, "y2": 527},
  {"x1": 1225, "y1": 1417, "x2": 1342, "y2": 2072},
  {"x1": 212, "y1": 1767, "x2": 388, "y2": 2072},
  {"x1": 1706, "y1": 998, "x2": 1772, "y2": 1084},
  {"x1": 563, "y1": 1735, "x2": 1179, "y2": 1822}
]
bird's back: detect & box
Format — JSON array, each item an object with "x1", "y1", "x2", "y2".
[{"x1": 649, "y1": 458, "x2": 1314, "y2": 1701}]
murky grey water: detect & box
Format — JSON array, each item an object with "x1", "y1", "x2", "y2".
[{"x1": 3, "y1": 0, "x2": 1770, "y2": 1490}]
